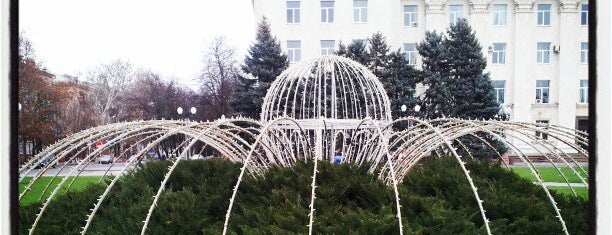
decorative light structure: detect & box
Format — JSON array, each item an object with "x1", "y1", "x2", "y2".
[{"x1": 19, "y1": 56, "x2": 588, "y2": 235}]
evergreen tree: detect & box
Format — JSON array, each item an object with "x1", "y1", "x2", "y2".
[
  {"x1": 336, "y1": 33, "x2": 418, "y2": 118},
  {"x1": 336, "y1": 39, "x2": 368, "y2": 65},
  {"x1": 417, "y1": 31, "x2": 453, "y2": 118},
  {"x1": 383, "y1": 50, "x2": 419, "y2": 118},
  {"x1": 229, "y1": 17, "x2": 288, "y2": 119},
  {"x1": 446, "y1": 19, "x2": 499, "y2": 119},
  {"x1": 346, "y1": 39, "x2": 369, "y2": 65},
  {"x1": 336, "y1": 41, "x2": 348, "y2": 56},
  {"x1": 417, "y1": 19, "x2": 499, "y2": 120},
  {"x1": 367, "y1": 32, "x2": 391, "y2": 79},
  {"x1": 417, "y1": 19, "x2": 506, "y2": 157}
]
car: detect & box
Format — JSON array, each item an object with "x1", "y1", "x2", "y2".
[
  {"x1": 189, "y1": 154, "x2": 215, "y2": 160},
  {"x1": 189, "y1": 154, "x2": 204, "y2": 160},
  {"x1": 97, "y1": 155, "x2": 114, "y2": 164}
]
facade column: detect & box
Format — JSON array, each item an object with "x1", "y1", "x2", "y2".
[
  {"x1": 557, "y1": 0, "x2": 580, "y2": 132},
  {"x1": 424, "y1": 0, "x2": 448, "y2": 32},
  {"x1": 512, "y1": 0, "x2": 535, "y2": 123},
  {"x1": 469, "y1": 0, "x2": 492, "y2": 62}
]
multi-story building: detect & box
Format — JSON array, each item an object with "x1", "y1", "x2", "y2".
[{"x1": 252, "y1": 0, "x2": 589, "y2": 141}]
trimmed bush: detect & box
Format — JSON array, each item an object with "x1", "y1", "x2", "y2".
[{"x1": 20, "y1": 158, "x2": 588, "y2": 234}]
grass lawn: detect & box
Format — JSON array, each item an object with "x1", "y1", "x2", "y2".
[
  {"x1": 509, "y1": 166, "x2": 589, "y2": 199},
  {"x1": 510, "y1": 166, "x2": 588, "y2": 184},
  {"x1": 18, "y1": 166, "x2": 587, "y2": 207},
  {"x1": 548, "y1": 186, "x2": 589, "y2": 199},
  {"x1": 19, "y1": 176, "x2": 103, "y2": 206}
]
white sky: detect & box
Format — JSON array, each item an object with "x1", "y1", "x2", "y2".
[{"x1": 19, "y1": 0, "x2": 256, "y2": 89}]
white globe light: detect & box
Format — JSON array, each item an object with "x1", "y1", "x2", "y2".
[
  {"x1": 401, "y1": 105, "x2": 407, "y2": 112},
  {"x1": 190, "y1": 107, "x2": 197, "y2": 115},
  {"x1": 18, "y1": 103, "x2": 22, "y2": 111},
  {"x1": 177, "y1": 107, "x2": 183, "y2": 115},
  {"x1": 414, "y1": 105, "x2": 421, "y2": 112}
]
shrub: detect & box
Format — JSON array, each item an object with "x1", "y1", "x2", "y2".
[{"x1": 20, "y1": 158, "x2": 588, "y2": 234}]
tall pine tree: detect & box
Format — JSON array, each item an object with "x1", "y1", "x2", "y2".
[
  {"x1": 418, "y1": 19, "x2": 499, "y2": 120},
  {"x1": 229, "y1": 17, "x2": 288, "y2": 119},
  {"x1": 336, "y1": 33, "x2": 419, "y2": 118},
  {"x1": 367, "y1": 32, "x2": 390, "y2": 79},
  {"x1": 417, "y1": 19, "x2": 506, "y2": 158},
  {"x1": 336, "y1": 39, "x2": 368, "y2": 65},
  {"x1": 417, "y1": 31, "x2": 453, "y2": 118},
  {"x1": 347, "y1": 40, "x2": 369, "y2": 65},
  {"x1": 384, "y1": 50, "x2": 419, "y2": 117},
  {"x1": 446, "y1": 19, "x2": 499, "y2": 119}
]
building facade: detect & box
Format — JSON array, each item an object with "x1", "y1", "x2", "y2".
[{"x1": 252, "y1": 0, "x2": 588, "y2": 148}]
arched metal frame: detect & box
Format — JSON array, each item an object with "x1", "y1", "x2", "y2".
[{"x1": 20, "y1": 56, "x2": 588, "y2": 235}]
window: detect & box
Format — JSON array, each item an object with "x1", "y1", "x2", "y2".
[
  {"x1": 579, "y1": 80, "x2": 588, "y2": 103},
  {"x1": 492, "y1": 4, "x2": 507, "y2": 26},
  {"x1": 403, "y1": 43, "x2": 417, "y2": 65},
  {"x1": 581, "y1": 4, "x2": 588, "y2": 26},
  {"x1": 321, "y1": 1, "x2": 334, "y2": 23},
  {"x1": 492, "y1": 43, "x2": 506, "y2": 64},
  {"x1": 537, "y1": 4, "x2": 551, "y2": 26},
  {"x1": 353, "y1": 0, "x2": 368, "y2": 23},
  {"x1": 287, "y1": 1, "x2": 301, "y2": 23},
  {"x1": 287, "y1": 40, "x2": 301, "y2": 63},
  {"x1": 404, "y1": 5, "x2": 418, "y2": 27},
  {"x1": 492, "y1": 80, "x2": 505, "y2": 104},
  {"x1": 537, "y1": 42, "x2": 551, "y2": 64},
  {"x1": 581, "y1": 42, "x2": 588, "y2": 64},
  {"x1": 535, "y1": 80, "x2": 550, "y2": 103},
  {"x1": 449, "y1": 5, "x2": 463, "y2": 26},
  {"x1": 321, "y1": 40, "x2": 335, "y2": 55},
  {"x1": 535, "y1": 120, "x2": 549, "y2": 140}
]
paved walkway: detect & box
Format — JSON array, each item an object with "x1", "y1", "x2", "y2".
[
  {"x1": 22, "y1": 163, "x2": 132, "y2": 177},
  {"x1": 508, "y1": 162, "x2": 589, "y2": 167},
  {"x1": 534, "y1": 182, "x2": 589, "y2": 188}
]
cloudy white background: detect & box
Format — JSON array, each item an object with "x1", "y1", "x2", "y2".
[{"x1": 19, "y1": 0, "x2": 256, "y2": 89}]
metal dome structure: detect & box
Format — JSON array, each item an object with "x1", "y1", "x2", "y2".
[
  {"x1": 261, "y1": 55, "x2": 393, "y2": 165},
  {"x1": 19, "y1": 56, "x2": 589, "y2": 235},
  {"x1": 261, "y1": 55, "x2": 392, "y2": 122}
]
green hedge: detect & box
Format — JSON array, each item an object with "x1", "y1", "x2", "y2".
[{"x1": 20, "y1": 158, "x2": 588, "y2": 234}]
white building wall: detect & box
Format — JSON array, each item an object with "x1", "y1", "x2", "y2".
[{"x1": 252, "y1": 0, "x2": 588, "y2": 134}]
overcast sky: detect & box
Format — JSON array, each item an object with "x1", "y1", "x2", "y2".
[{"x1": 19, "y1": 0, "x2": 256, "y2": 89}]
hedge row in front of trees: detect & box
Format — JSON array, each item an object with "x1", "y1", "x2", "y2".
[{"x1": 20, "y1": 158, "x2": 587, "y2": 234}]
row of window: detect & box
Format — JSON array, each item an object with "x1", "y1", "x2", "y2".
[
  {"x1": 494, "y1": 42, "x2": 588, "y2": 64},
  {"x1": 286, "y1": 1, "x2": 589, "y2": 27},
  {"x1": 288, "y1": 41, "x2": 589, "y2": 105},
  {"x1": 492, "y1": 79, "x2": 588, "y2": 104},
  {"x1": 286, "y1": 40, "x2": 589, "y2": 65}
]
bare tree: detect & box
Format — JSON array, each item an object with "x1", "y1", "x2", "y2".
[
  {"x1": 198, "y1": 36, "x2": 238, "y2": 118},
  {"x1": 53, "y1": 78, "x2": 96, "y2": 136},
  {"x1": 87, "y1": 59, "x2": 134, "y2": 124},
  {"x1": 127, "y1": 71, "x2": 190, "y2": 120}
]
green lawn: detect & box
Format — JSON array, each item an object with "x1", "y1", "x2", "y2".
[
  {"x1": 509, "y1": 166, "x2": 589, "y2": 199},
  {"x1": 18, "y1": 166, "x2": 588, "y2": 207},
  {"x1": 510, "y1": 166, "x2": 588, "y2": 184},
  {"x1": 19, "y1": 176, "x2": 103, "y2": 206},
  {"x1": 548, "y1": 186, "x2": 589, "y2": 199}
]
